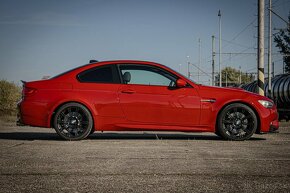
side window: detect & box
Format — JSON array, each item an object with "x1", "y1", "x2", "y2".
[
  {"x1": 120, "y1": 65, "x2": 177, "y2": 86},
  {"x1": 78, "y1": 65, "x2": 118, "y2": 83}
]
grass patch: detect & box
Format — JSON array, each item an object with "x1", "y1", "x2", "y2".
[{"x1": 0, "y1": 115, "x2": 16, "y2": 123}]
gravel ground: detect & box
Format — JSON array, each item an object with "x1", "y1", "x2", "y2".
[{"x1": 0, "y1": 118, "x2": 290, "y2": 193}]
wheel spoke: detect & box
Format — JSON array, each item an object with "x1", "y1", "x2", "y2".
[
  {"x1": 218, "y1": 104, "x2": 257, "y2": 140},
  {"x1": 55, "y1": 104, "x2": 92, "y2": 140},
  {"x1": 223, "y1": 119, "x2": 234, "y2": 124},
  {"x1": 241, "y1": 114, "x2": 252, "y2": 121}
]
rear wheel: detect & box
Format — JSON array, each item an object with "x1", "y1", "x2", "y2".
[
  {"x1": 53, "y1": 103, "x2": 93, "y2": 140},
  {"x1": 90, "y1": 129, "x2": 95, "y2": 135},
  {"x1": 217, "y1": 103, "x2": 257, "y2": 141}
]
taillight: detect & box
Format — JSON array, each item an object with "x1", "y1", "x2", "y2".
[{"x1": 22, "y1": 87, "x2": 37, "y2": 98}]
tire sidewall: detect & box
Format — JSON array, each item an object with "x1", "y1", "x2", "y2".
[
  {"x1": 217, "y1": 103, "x2": 258, "y2": 141},
  {"x1": 53, "y1": 102, "x2": 93, "y2": 141}
]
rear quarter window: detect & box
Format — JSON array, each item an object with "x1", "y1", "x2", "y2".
[{"x1": 77, "y1": 65, "x2": 120, "y2": 83}]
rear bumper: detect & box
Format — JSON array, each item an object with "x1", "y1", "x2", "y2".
[
  {"x1": 16, "y1": 101, "x2": 25, "y2": 126},
  {"x1": 17, "y1": 99, "x2": 49, "y2": 127}
]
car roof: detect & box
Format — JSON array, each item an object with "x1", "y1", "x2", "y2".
[
  {"x1": 51, "y1": 60, "x2": 164, "y2": 79},
  {"x1": 90, "y1": 60, "x2": 160, "y2": 65}
]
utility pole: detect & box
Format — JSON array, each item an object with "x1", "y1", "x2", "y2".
[
  {"x1": 267, "y1": 0, "x2": 272, "y2": 97},
  {"x1": 218, "y1": 10, "x2": 222, "y2": 87},
  {"x1": 187, "y1": 56, "x2": 190, "y2": 78},
  {"x1": 225, "y1": 71, "x2": 228, "y2": 87},
  {"x1": 258, "y1": 0, "x2": 265, "y2": 96},
  {"x1": 212, "y1": 35, "x2": 215, "y2": 86},
  {"x1": 239, "y1": 66, "x2": 242, "y2": 84},
  {"x1": 198, "y1": 38, "x2": 201, "y2": 83}
]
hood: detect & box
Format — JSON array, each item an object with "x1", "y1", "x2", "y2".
[
  {"x1": 196, "y1": 84, "x2": 253, "y2": 100},
  {"x1": 198, "y1": 85, "x2": 247, "y2": 93},
  {"x1": 197, "y1": 84, "x2": 272, "y2": 102}
]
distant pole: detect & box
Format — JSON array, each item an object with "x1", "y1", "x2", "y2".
[
  {"x1": 218, "y1": 10, "x2": 222, "y2": 87},
  {"x1": 225, "y1": 71, "x2": 228, "y2": 87},
  {"x1": 187, "y1": 56, "x2": 190, "y2": 78},
  {"x1": 239, "y1": 66, "x2": 242, "y2": 84},
  {"x1": 267, "y1": 0, "x2": 272, "y2": 97},
  {"x1": 198, "y1": 38, "x2": 201, "y2": 83},
  {"x1": 258, "y1": 0, "x2": 265, "y2": 96},
  {"x1": 212, "y1": 35, "x2": 215, "y2": 86}
]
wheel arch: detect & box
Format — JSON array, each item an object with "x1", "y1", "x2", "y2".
[
  {"x1": 215, "y1": 101, "x2": 261, "y2": 134},
  {"x1": 49, "y1": 100, "x2": 96, "y2": 129}
]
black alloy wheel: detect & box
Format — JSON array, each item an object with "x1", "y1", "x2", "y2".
[
  {"x1": 53, "y1": 103, "x2": 93, "y2": 140},
  {"x1": 217, "y1": 103, "x2": 258, "y2": 141}
]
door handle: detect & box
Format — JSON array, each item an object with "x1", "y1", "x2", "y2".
[{"x1": 121, "y1": 90, "x2": 135, "y2": 94}]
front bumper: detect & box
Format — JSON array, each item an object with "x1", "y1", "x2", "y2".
[
  {"x1": 257, "y1": 106, "x2": 279, "y2": 133},
  {"x1": 269, "y1": 119, "x2": 279, "y2": 133}
]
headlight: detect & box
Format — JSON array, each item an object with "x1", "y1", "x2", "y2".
[{"x1": 258, "y1": 100, "x2": 274, "y2": 108}]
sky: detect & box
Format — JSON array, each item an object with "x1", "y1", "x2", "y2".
[{"x1": 0, "y1": 0, "x2": 289, "y2": 85}]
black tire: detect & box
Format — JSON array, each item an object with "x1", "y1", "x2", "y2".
[
  {"x1": 215, "y1": 130, "x2": 222, "y2": 138},
  {"x1": 89, "y1": 129, "x2": 95, "y2": 135},
  {"x1": 53, "y1": 103, "x2": 93, "y2": 140},
  {"x1": 217, "y1": 103, "x2": 257, "y2": 141}
]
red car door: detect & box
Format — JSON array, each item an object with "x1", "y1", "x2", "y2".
[{"x1": 118, "y1": 64, "x2": 201, "y2": 126}]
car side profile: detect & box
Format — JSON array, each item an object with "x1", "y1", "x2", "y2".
[{"x1": 17, "y1": 60, "x2": 279, "y2": 140}]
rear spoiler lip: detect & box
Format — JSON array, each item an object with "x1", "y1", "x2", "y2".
[{"x1": 21, "y1": 80, "x2": 26, "y2": 85}]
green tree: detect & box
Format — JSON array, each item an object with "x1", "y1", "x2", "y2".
[
  {"x1": 0, "y1": 80, "x2": 21, "y2": 115},
  {"x1": 274, "y1": 12, "x2": 290, "y2": 73},
  {"x1": 216, "y1": 67, "x2": 254, "y2": 87}
]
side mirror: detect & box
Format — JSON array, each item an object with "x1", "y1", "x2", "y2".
[{"x1": 176, "y1": 79, "x2": 187, "y2": 88}]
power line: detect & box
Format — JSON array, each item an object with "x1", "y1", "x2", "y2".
[
  {"x1": 190, "y1": 63, "x2": 212, "y2": 78},
  {"x1": 269, "y1": 8, "x2": 289, "y2": 25},
  {"x1": 231, "y1": 18, "x2": 257, "y2": 42},
  {"x1": 221, "y1": 38, "x2": 250, "y2": 49},
  {"x1": 271, "y1": 0, "x2": 280, "y2": 6},
  {"x1": 272, "y1": 0, "x2": 290, "y2": 8},
  {"x1": 220, "y1": 46, "x2": 256, "y2": 64},
  {"x1": 221, "y1": 19, "x2": 256, "y2": 52},
  {"x1": 272, "y1": 58, "x2": 283, "y2": 63},
  {"x1": 217, "y1": 52, "x2": 256, "y2": 55}
]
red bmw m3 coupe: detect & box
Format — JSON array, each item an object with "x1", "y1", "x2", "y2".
[{"x1": 17, "y1": 60, "x2": 279, "y2": 140}]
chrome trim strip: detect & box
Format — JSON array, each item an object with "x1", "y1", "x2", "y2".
[{"x1": 201, "y1": 99, "x2": 216, "y2": 103}]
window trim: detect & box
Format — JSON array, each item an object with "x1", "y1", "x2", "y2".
[
  {"x1": 77, "y1": 65, "x2": 121, "y2": 84},
  {"x1": 118, "y1": 64, "x2": 179, "y2": 87}
]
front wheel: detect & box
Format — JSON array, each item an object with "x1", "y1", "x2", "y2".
[
  {"x1": 217, "y1": 103, "x2": 258, "y2": 141},
  {"x1": 53, "y1": 103, "x2": 93, "y2": 140}
]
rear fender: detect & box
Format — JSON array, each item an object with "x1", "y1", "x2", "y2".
[{"x1": 48, "y1": 99, "x2": 97, "y2": 128}]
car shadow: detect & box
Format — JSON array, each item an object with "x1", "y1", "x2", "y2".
[
  {"x1": 0, "y1": 132, "x2": 266, "y2": 141},
  {"x1": 89, "y1": 133, "x2": 223, "y2": 140},
  {"x1": 0, "y1": 132, "x2": 63, "y2": 141}
]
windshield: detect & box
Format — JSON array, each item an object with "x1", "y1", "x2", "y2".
[{"x1": 163, "y1": 64, "x2": 197, "y2": 84}]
